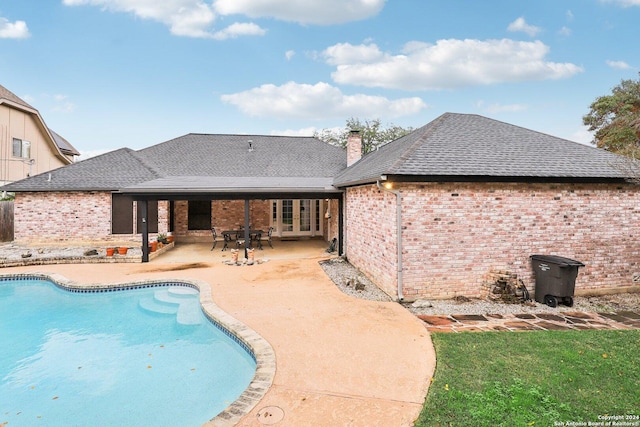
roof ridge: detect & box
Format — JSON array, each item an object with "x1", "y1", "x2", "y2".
[
  {"x1": 387, "y1": 113, "x2": 450, "y2": 173},
  {"x1": 129, "y1": 150, "x2": 164, "y2": 179}
]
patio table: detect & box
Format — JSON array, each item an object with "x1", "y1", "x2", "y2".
[{"x1": 221, "y1": 229, "x2": 264, "y2": 251}]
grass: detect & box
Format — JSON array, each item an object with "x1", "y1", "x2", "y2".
[{"x1": 416, "y1": 330, "x2": 640, "y2": 427}]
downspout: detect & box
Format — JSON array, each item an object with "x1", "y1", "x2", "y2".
[{"x1": 376, "y1": 180, "x2": 404, "y2": 301}]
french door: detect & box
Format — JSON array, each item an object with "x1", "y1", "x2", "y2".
[{"x1": 276, "y1": 199, "x2": 321, "y2": 237}]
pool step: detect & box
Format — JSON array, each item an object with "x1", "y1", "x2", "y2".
[
  {"x1": 176, "y1": 300, "x2": 203, "y2": 325},
  {"x1": 139, "y1": 296, "x2": 179, "y2": 315},
  {"x1": 138, "y1": 287, "x2": 202, "y2": 325}
]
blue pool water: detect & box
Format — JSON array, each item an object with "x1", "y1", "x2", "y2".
[{"x1": 0, "y1": 278, "x2": 256, "y2": 426}]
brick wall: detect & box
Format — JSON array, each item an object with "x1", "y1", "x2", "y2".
[
  {"x1": 346, "y1": 182, "x2": 640, "y2": 301},
  {"x1": 14, "y1": 191, "x2": 133, "y2": 243},
  {"x1": 14, "y1": 192, "x2": 172, "y2": 243},
  {"x1": 173, "y1": 199, "x2": 270, "y2": 241}
]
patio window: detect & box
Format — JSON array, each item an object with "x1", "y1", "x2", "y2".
[
  {"x1": 112, "y1": 194, "x2": 133, "y2": 234},
  {"x1": 188, "y1": 200, "x2": 211, "y2": 230}
]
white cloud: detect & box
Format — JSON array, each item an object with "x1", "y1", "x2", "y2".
[
  {"x1": 566, "y1": 10, "x2": 574, "y2": 21},
  {"x1": 559, "y1": 26, "x2": 572, "y2": 36},
  {"x1": 600, "y1": 0, "x2": 640, "y2": 6},
  {"x1": 606, "y1": 59, "x2": 631, "y2": 69},
  {"x1": 271, "y1": 126, "x2": 318, "y2": 137},
  {"x1": 213, "y1": 22, "x2": 266, "y2": 40},
  {"x1": 0, "y1": 17, "x2": 30, "y2": 39},
  {"x1": 62, "y1": 0, "x2": 268, "y2": 39},
  {"x1": 570, "y1": 127, "x2": 595, "y2": 146},
  {"x1": 322, "y1": 42, "x2": 386, "y2": 66},
  {"x1": 62, "y1": 0, "x2": 386, "y2": 37},
  {"x1": 326, "y1": 39, "x2": 583, "y2": 91},
  {"x1": 476, "y1": 100, "x2": 528, "y2": 114},
  {"x1": 221, "y1": 81, "x2": 426, "y2": 119},
  {"x1": 507, "y1": 17, "x2": 542, "y2": 37},
  {"x1": 214, "y1": 0, "x2": 386, "y2": 25},
  {"x1": 285, "y1": 50, "x2": 295, "y2": 60},
  {"x1": 46, "y1": 94, "x2": 77, "y2": 113}
]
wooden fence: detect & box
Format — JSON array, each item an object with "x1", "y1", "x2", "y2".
[{"x1": 0, "y1": 200, "x2": 14, "y2": 242}]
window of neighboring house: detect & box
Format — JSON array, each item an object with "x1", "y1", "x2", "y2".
[
  {"x1": 188, "y1": 200, "x2": 211, "y2": 230},
  {"x1": 12, "y1": 138, "x2": 31, "y2": 159}
]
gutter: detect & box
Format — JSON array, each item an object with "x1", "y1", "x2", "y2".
[{"x1": 376, "y1": 179, "x2": 404, "y2": 301}]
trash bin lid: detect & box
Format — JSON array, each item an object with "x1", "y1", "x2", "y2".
[{"x1": 530, "y1": 254, "x2": 585, "y2": 267}]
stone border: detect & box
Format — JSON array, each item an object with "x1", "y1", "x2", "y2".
[
  {"x1": 0, "y1": 272, "x2": 275, "y2": 427},
  {"x1": 0, "y1": 242, "x2": 175, "y2": 268}
]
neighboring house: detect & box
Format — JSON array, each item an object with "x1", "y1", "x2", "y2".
[
  {"x1": 3, "y1": 113, "x2": 639, "y2": 301},
  {"x1": 0, "y1": 84, "x2": 79, "y2": 186}
]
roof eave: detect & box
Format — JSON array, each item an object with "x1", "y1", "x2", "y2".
[{"x1": 335, "y1": 174, "x2": 629, "y2": 187}]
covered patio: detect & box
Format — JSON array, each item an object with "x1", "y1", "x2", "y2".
[{"x1": 121, "y1": 180, "x2": 344, "y2": 263}]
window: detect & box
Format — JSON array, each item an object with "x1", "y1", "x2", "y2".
[
  {"x1": 12, "y1": 138, "x2": 31, "y2": 159},
  {"x1": 188, "y1": 200, "x2": 211, "y2": 230},
  {"x1": 112, "y1": 194, "x2": 134, "y2": 234}
]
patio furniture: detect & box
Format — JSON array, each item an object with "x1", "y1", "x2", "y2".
[
  {"x1": 221, "y1": 230, "x2": 238, "y2": 251},
  {"x1": 222, "y1": 229, "x2": 265, "y2": 251},
  {"x1": 259, "y1": 226, "x2": 274, "y2": 249},
  {"x1": 210, "y1": 227, "x2": 224, "y2": 250}
]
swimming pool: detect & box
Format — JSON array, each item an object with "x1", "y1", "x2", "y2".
[{"x1": 0, "y1": 275, "x2": 263, "y2": 426}]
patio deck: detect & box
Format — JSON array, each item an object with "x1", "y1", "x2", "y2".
[{"x1": 1, "y1": 239, "x2": 435, "y2": 426}]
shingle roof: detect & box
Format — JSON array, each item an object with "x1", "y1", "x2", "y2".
[
  {"x1": 1, "y1": 148, "x2": 161, "y2": 191},
  {"x1": 48, "y1": 129, "x2": 81, "y2": 156},
  {"x1": 0, "y1": 84, "x2": 34, "y2": 110},
  {"x1": 1, "y1": 134, "x2": 346, "y2": 193},
  {"x1": 334, "y1": 113, "x2": 627, "y2": 186}
]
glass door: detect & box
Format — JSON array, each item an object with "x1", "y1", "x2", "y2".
[{"x1": 279, "y1": 199, "x2": 317, "y2": 236}]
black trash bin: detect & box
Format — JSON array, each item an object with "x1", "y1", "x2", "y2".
[{"x1": 530, "y1": 255, "x2": 585, "y2": 307}]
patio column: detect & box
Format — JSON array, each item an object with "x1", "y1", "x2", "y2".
[
  {"x1": 140, "y1": 199, "x2": 149, "y2": 263},
  {"x1": 338, "y1": 195, "x2": 344, "y2": 255},
  {"x1": 243, "y1": 198, "x2": 250, "y2": 258}
]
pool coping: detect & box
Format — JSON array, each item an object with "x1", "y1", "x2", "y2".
[{"x1": 0, "y1": 272, "x2": 276, "y2": 427}]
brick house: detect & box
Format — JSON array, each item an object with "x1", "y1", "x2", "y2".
[
  {"x1": 3, "y1": 113, "x2": 639, "y2": 300},
  {"x1": 1, "y1": 84, "x2": 79, "y2": 186}
]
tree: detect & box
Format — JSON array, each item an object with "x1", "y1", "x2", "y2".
[
  {"x1": 583, "y1": 72, "x2": 640, "y2": 157},
  {"x1": 314, "y1": 118, "x2": 413, "y2": 154}
]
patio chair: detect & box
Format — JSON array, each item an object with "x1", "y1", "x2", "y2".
[
  {"x1": 259, "y1": 226, "x2": 274, "y2": 249},
  {"x1": 211, "y1": 227, "x2": 224, "y2": 250}
]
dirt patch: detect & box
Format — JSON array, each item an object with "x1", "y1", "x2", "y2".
[
  {"x1": 256, "y1": 262, "x2": 306, "y2": 281},
  {"x1": 131, "y1": 262, "x2": 213, "y2": 273}
]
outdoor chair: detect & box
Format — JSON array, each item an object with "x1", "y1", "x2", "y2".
[
  {"x1": 221, "y1": 231, "x2": 236, "y2": 251},
  {"x1": 211, "y1": 227, "x2": 225, "y2": 250},
  {"x1": 259, "y1": 226, "x2": 274, "y2": 249}
]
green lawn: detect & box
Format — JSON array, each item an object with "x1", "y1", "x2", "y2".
[{"x1": 416, "y1": 330, "x2": 640, "y2": 427}]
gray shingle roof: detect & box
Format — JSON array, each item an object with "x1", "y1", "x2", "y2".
[
  {"x1": 1, "y1": 148, "x2": 161, "y2": 191},
  {"x1": 333, "y1": 113, "x2": 627, "y2": 186},
  {"x1": 3, "y1": 113, "x2": 628, "y2": 194},
  {"x1": 2, "y1": 134, "x2": 346, "y2": 193},
  {"x1": 49, "y1": 129, "x2": 81, "y2": 156},
  {"x1": 137, "y1": 134, "x2": 345, "y2": 178}
]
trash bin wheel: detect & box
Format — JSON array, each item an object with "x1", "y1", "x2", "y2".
[
  {"x1": 564, "y1": 296, "x2": 574, "y2": 307},
  {"x1": 544, "y1": 295, "x2": 558, "y2": 308}
]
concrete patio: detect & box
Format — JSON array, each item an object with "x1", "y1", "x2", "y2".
[{"x1": 1, "y1": 239, "x2": 436, "y2": 426}]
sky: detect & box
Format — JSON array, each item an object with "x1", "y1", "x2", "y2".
[{"x1": 0, "y1": 0, "x2": 639, "y2": 159}]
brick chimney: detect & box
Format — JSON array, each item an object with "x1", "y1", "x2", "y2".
[{"x1": 347, "y1": 129, "x2": 362, "y2": 167}]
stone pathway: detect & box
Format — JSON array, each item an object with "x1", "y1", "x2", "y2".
[{"x1": 418, "y1": 311, "x2": 640, "y2": 332}]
